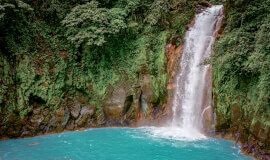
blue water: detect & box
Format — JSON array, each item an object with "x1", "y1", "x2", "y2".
[{"x1": 0, "y1": 128, "x2": 252, "y2": 160}]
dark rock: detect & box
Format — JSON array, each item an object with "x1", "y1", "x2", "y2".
[
  {"x1": 171, "y1": 34, "x2": 180, "y2": 45},
  {"x1": 258, "y1": 128, "x2": 268, "y2": 141},
  {"x1": 196, "y1": 8, "x2": 202, "y2": 14},
  {"x1": 141, "y1": 75, "x2": 158, "y2": 104},
  {"x1": 243, "y1": 143, "x2": 249, "y2": 150},
  {"x1": 42, "y1": 113, "x2": 51, "y2": 124},
  {"x1": 122, "y1": 95, "x2": 134, "y2": 117},
  {"x1": 70, "y1": 102, "x2": 81, "y2": 119},
  {"x1": 185, "y1": 24, "x2": 190, "y2": 30},
  {"x1": 76, "y1": 115, "x2": 89, "y2": 127},
  {"x1": 55, "y1": 107, "x2": 65, "y2": 117},
  {"x1": 80, "y1": 106, "x2": 94, "y2": 116},
  {"x1": 103, "y1": 81, "x2": 132, "y2": 123},
  {"x1": 247, "y1": 144, "x2": 255, "y2": 153},
  {"x1": 43, "y1": 110, "x2": 49, "y2": 116},
  {"x1": 21, "y1": 131, "x2": 32, "y2": 137},
  {"x1": 30, "y1": 116, "x2": 44, "y2": 127},
  {"x1": 48, "y1": 116, "x2": 58, "y2": 128},
  {"x1": 46, "y1": 107, "x2": 70, "y2": 132},
  {"x1": 75, "y1": 105, "x2": 94, "y2": 127},
  {"x1": 66, "y1": 120, "x2": 75, "y2": 130},
  {"x1": 153, "y1": 107, "x2": 159, "y2": 118},
  {"x1": 198, "y1": 0, "x2": 212, "y2": 7},
  {"x1": 61, "y1": 110, "x2": 70, "y2": 127},
  {"x1": 33, "y1": 108, "x2": 41, "y2": 114}
]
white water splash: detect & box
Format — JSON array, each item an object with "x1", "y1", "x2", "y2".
[
  {"x1": 147, "y1": 5, "x2": 224, "y2": 141},
  {"x1": 140, "y1": 126, "x2": 205, "y2": 141}
]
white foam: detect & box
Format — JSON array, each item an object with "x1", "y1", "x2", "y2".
[{"x1": 139, "y1": 127, "x2": 206, "y2": 141}]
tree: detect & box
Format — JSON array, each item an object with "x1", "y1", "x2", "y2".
[
  {"x1": 144, "y1": 0, "x2": 170, "y2": 26},
  {"x1": 0, "y1": 0, "x2": 32, "y2": 19},
  {"x1": 0, "y1": 3, "x2": 15, "y2": 20},
  {"x1": 0, "y1": 0, "x2": 33, "y2": 55},
  {"x1": 62, "y1": 0, "x2": 128, "y2": 47}
]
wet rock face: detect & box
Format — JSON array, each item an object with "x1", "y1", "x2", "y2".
[
  {"x1": 80, "y1": 106, "x2": 94, "y2": 116},
  {"x1": 0, "y1": 72, "x2": 171, "y2": 138},
  {"x1": 198, "y1": 0, "x2": 212, "y2": 8},
  {"x1": 103, "y1": 85, "x2": 127, "y2": 124},
  {"x1": 61, "y1": 110, "x2": 70, "y2": 127},
  {"x1": 66, "y1": 120, "x2": 75, "y2": 130},
  {"x1": 101, "y1": 75, "x2": 165, "y2": 125},
  {"x1": 0, "y1": 41, "x2": 181, "y2": 138},
  {"x1": 76, "y1": 105, "x2": 94, "y2": 127},
  {"x1": 46, "y1": 107, "x2": 70, "y2": 132},
  {"x1": 70, "y1": 103, "x2": 81, "y2": 119},
  {"x1": 163, "y1": 43, "x2": 184, "y2": 121},
  {"x1": 141, "y1": 75, "x2": 158, "y2": 104},
  {"x1": 0, "y1": 103, "x2": 94, "y2": 137},
  {"x1": 140, "y1": 75, "x2": 157, "y2": 115},
  {"x1": 122, "y1": 95, "x2": 134, "y2": 116}
]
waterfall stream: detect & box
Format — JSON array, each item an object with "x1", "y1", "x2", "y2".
[
  {"x1": 171, "y1": 5, "x2": 224, "y2": 139},
  {"x1": 147, "y1": 5, "x2": 224, "y2": 141}
]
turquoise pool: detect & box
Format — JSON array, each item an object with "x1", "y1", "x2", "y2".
[{"x1": 0, "y1": 127, "x2": 252, "y2": 160}]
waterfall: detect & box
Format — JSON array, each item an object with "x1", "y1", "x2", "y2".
[
  {"x1": 145, "y1": 5, "x2": 224, "y2": 141},
  {"x1": 171, "y1": 5, "x2": 224, "y2": 139}
]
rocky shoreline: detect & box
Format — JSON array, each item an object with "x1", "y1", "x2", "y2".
[{"x1": 213, "y1": 132, "x2": 270, "y2": 160}]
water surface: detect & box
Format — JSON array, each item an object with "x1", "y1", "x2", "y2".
[{"x1": 0, "y1": 128, "x2": 252, "y2": 160}]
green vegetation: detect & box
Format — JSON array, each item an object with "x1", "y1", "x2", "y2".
[
  {"x1": 210, "y1": 0, "x2": 270, "y2": 135},
  {"x1": 0, "y1": 0, "x2": 199, "y2": 121},
  {"x1": 1, "y1": 1, "x2": 269, "y2": 154}
]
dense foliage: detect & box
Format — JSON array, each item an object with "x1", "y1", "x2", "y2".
[
  {"x1": 0, "y1": 0, "x2": 199, "y2": 120},
  {"x1": 210, "y1": 0, "x2": 270, "y2": 135}
]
